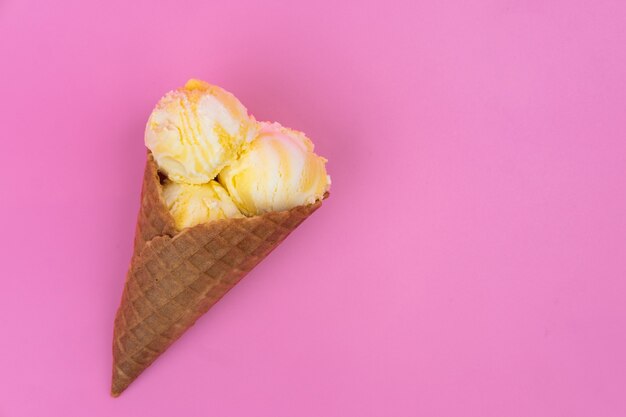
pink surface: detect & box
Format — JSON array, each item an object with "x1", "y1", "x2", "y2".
[{"x1": 1, "y1": 0, "x2": 625, "y2": 416}]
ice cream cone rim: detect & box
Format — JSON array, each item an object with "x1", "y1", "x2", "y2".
[{"x1": 146, "y1": 151, "x2": 328, "y2": 224}]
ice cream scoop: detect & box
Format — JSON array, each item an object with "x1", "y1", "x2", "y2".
[
  {"x1": 162, "y1": 180, "x2": 243, "y2": 230},
  {"x1": 145, "y1": 79, "x2": 256, "y2": 184},
  {"x1": 218, "y1": 122, "x2": 330, "y2": 215}
]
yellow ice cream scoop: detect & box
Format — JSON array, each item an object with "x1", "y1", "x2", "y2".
[
  {"x1": 146, "y1": 79, "x2": 256, "y2": 184},
  {"x1": 162, "y1": 180, "x2": 243, "y2": 230},
  {"x1": 218, "y1": 122, "x2": 330, "y2": 216}
]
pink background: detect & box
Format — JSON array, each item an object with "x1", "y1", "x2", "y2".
[{"x1": 1, "y1": 0, "x2": 625, "y2": 416}]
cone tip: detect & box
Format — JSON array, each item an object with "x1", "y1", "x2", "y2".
[
  {"x1": 111, "y1": 381, "x2": 123, "y2": 397},
  {"x1": 111, "y1": 373, "x2": 129, "y2": 397}
]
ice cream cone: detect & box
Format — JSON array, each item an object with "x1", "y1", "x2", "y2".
[{"x1": 111, "y1": 153, "x2": 324, "y2": 396}]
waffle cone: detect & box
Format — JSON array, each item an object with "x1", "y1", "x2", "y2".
[{"x1": 111, "y1": 154, "x2": 323, "y2": 396}]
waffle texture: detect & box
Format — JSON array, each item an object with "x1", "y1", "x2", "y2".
[{"x1": 111, "y1": 154, "x2": 323, "y2": 396}]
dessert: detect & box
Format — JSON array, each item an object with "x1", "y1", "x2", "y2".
[
  {"x1": 219, "y1": 121, "x2": 330, "y2": 215},
  {"x1": 111, "y1": 79, "x2": 330, "y2": 396},
  {"x1": 162, "y1": 180, "x2": 243, "y2": 230},
  {"x1": 145, "y1": 79, "x2": 256, "y2": 184}
]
